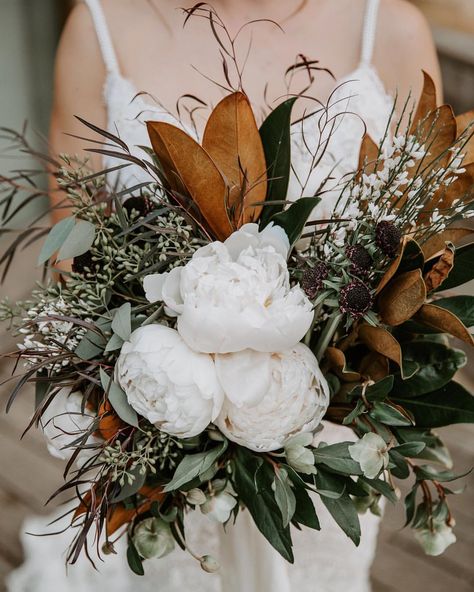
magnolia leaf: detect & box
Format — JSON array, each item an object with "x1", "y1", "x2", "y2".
[
  {"x1": 111, "y1": 302, "x2": 132, "y2": 341},
  {"x1": 358, "y1": 325, "x2": 403, "y2": 371},
  {"x1": 410, "y1": 71, "x2": 437, "y2": 134},
  {"x1": 259, "y1": 97, "x2": 297, "y2": 225},
  {"x1": 270, "y1": 197, "x2": 320, "y2": 247},
  {"x1": 377, "y1": 269, "x2": 426, "y2": 326},
  {"x1": 434, "y1": 295, "x2": 474, "y2": 328},
  {"x1": 433, "y1": 163, "x2": 474, "y2": 212},
  {"x1": 324, "y1": 347, "x2": 361, "y2": 382},
  {"x1": 370, "y1": 401, "x2": 415, "y2": 427},
  {"x1": 358, "y1": 352, "x2": 390, "y2": 382},
  {"x1": 38, "y1": 216, "x2": 75, "y2": 264},
  {"x1": 423, "y1": 244, "x2": 454, "y2": 292},
  {"x1": 147, "y1": 121, "x2": 232, "y2": 240},
  {"x1": 57, "y1": 220, "x2": 95, "y2": 261},
  {"x1": 376, "y1": 238, "x2": 423, "y2": 294},
  {"x1": 202, "y1": 92, "x2": 267, "y2": 226},
  {"x1": 350, "y1": 375, "x2": 394, "y2": 402},
  {"x1": 392, "y1": 381, "x2": 474, "y2": 427},
  {"x1": 415, "y1": 304, "x2": 474, "y2": 346},
  {"x1": 413, "y1": 103, "x2": 457, "y2": 172},
  {"x1": 456, "y1": 109, "x2": 474, "y2": 164},
  {"x1": 100, "y1": 368, "x2": 139, "y2": 427},
  {"x1": 421, "y1": 227, "x2": 473, "y2": 260},
  {"x1": 98, "y1": 400, "x2": 124, "y2": 440},
  {"x1": 164, "y1": 443, "x2": 227, "y2": 492},
  {"x1": 358, "y1": 133, "x2": 379, "y2": 175},
  {"x1": 435, "y1": 242, "x2": 474, "y2": 291}
]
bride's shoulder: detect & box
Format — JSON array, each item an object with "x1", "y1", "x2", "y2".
[{"x1": 379, "y1": 0, "x2": 433, "y2": 41}]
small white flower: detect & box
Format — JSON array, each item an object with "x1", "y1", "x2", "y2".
[
  {"x1": 133, "y1": 518, "x2": 175, "y2": 559},
  {"x1": 349, "y1": 432, "x2": 389, "y2": 479},
  {"x1": 186, "y1": 488, "x2": 207, "y2": 506},
  {"x1": 284, "y1": 432, "x2": 316, "y2": 475},
  {"x1": 201, "y1": 486, "x2": 237, "y2": 523},
  {"x1": 143, "y1": 223, "x2": 313, "y2": 354},
  {"x1": 216, "y1": 344, "x2": 329, "y2": 452},
  {"x1": 414, "y1": 520, "x2": 456, "y2": 556},
  {"x1": 200, "y1": 555, "x2": 220, "y2": 573},
  {"x1": 116, "y1": 325, "x2": 223, "y2": 438}
]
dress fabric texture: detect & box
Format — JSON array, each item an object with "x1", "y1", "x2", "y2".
[{"x1": 7, "y1": 0, "x2": 394, "y2": 590}]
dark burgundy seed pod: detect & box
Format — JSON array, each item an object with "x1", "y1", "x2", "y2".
[
  {"x1": 301, "y1": 262, "x2": 329, "y2": 299},
  {"x1": 375, "y1": 221, "x2": 402, "y2": 258},
  {"x1": 339, "y1": 280, "x2": 373, "y2": 317},
  {"x1": 345, "y1": 244, "x2": 372, "y2": 276}
]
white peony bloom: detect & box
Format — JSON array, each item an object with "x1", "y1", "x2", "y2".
[
  {"x1": 41, "y1": 388, "x2": 100, "y2": 468},
  {"x1": 215, "y1": 343, "x2": 329, "y2": 452},
  {"x1": 143, "y1": 223, "x2": 314, "y2": 354},
  {"x1": 115, "y1": 325, "x2": 224, "y2": 438}
]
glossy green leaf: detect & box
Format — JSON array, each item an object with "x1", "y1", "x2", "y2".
[
  {"x1": 127, "y1": 540, "x2": 145, "y2": 576},
  {"x1": 273, "y1": 468, "x2": 296, "y2": 528},
  {"x1": 259, "y1": 97, "x2": 297, "y2": 225},
  {"x1": 270, "y1": 197, "x2": 321, "y2": 248},
  {"x1": 38, "y1": 216, "x2": 75, "y2": 264},
  {"x1": 350, "y1": 376, "x2": 394, "y2": 402},
  {"x1": 287, "y1": 471, "x2": 320, "y2": 530},
  {"x1": 393, "y1": 442, "x2": 426, "y2": 457},
  {"x1": 392, "y1": 381, "x2": 474, "y2": 427},
  {"x1": 57, "y1": 219, "x2": 96, "y2": 261},
  {"x1": 234, "y1": 448, "x2": 294, "y2": 563},
  {"x1": 370, "y1": 401, "x2": 414, "y2": 426},
  {"x1": 359, "y1": 477, "x2": 399, "y2": 503},
  {"x1": 434, "y1": 295, "x2": 474, "y2": 328},
  {"x1": 435, "y1": 242, "x2": 474, "y2": 291},
  {"x1": 313, "y1": 442, "x2": 363, "y2": 475}
]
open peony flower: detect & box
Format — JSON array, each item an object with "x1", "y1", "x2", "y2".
[
  {"x1": 41, "y1": 388, "x2": 100, "y2": 468},
  {"x1": 215, "y1": 343, "x2": 329, "y2": 452},
  {"x1": 143, "y1": 223, "x2": 314, "y2": 354},
  {"x1": 115, "y1": 325, "x2": 224, "y2": 438}
]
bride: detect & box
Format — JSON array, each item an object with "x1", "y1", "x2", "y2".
[{"x1": 8, "y1": 1, "x2": 442, "y2": 591}]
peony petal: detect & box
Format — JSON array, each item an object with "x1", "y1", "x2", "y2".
[
  {"x1": 162, "y1": 267, "x2": 184, "y2": 315},
  {"x1": 216, "y1": 350, "x2": 272, "y2": 407},
  {"x1": 143, "y1": 273, "x2": 168, "y2": 303}
]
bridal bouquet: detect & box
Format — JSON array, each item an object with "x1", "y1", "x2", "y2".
[{"x1": 1, "y1": 54, "x2": 474, "y2": 572}]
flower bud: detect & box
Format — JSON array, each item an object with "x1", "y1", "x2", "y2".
[
  {"x1": 186, "y1": 488, "x2": 207, "y2": 506},
  {"x1": 132, "y1": 517, "x2": 175, "y2": 559},
  {"x1": 200, "y1": 554, "x2": 220, "y2": 573}
]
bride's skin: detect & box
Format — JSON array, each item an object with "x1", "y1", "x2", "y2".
[{"x1": 50, "y1": 0, "x2": 441, "y2": 220}]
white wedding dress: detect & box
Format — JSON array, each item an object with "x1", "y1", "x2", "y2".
[{"x1": 7, "y1": 1, "x2": 394, "y2": 591}]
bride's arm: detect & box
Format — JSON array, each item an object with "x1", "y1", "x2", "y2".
[
  {"x1": 378, "y1": 0, "x2": 443, "y2": 105},
  {"x1": 49, "y1": 3, "x2": 107, "y2": 224}
]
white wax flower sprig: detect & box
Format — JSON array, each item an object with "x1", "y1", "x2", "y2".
[{"x1": 143, "y1": 223, "x2": 314, "y2": 354}]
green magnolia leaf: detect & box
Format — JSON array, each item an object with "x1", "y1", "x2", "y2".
[
  {"x1": 164, "y1": 442, "x2": 227, "y2": 492},
  {"x1": 369, "y1": 401, "x2": 414, "y2": 426},
  {"x1": 393, "y1": 341, "x2": 466, "y2": 396},
  {"x1": 75, "y1": 330, "x2": 107, "y2": 360},
  {"x1": 38, "y1": 216, "x2": 75, "y2": 264},
  {"x1": 434, "y1": 295, "x2": 474, "y2": 328},
  {"x1": 127, "y1": 540, "x2": 145, "y2": 576},
  {"x1": 435, "y1": 242, "x2": 474, "y2": 291},
  {"x1": 270, "y1": 197, "x2": 321, "y2": 248},
  {"x1": 100, "y1": 368, "x2": 139, "y2": 427},
  {"x1": 392, "y1": 381, "x2": 474, "y2": 427},
  {"x1": 316, "y1": 470, "x2": 361, "y2": 545},
  {"x1": 233, "y1": 448, "x2": 294, "y2": 563},
  {"x1": 350, "y1": 376, "x2": 394, "y2": 402},
  {"x1": 273, "y1": 469, "x2": 296, "y2": 528},
  {"x1": 112, "y1": 465, "x2": 147, "y2": 502},
  {"x1": 259, "y1": 97, "x2": 297, "y2": 225},
  {"x1": 57, "y1": 219, "x2": 96, "y2": 261},
  {"x1": 313, "y1": 442, "x2": 363, "y2": 475},
  {"x1": 111, "y1": 302, "x2": 132, "y2": 341},
  {"x1": 286, "y1": 471, "x2": 320, "y2": 530}
]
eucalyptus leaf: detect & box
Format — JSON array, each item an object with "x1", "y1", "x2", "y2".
[
  {"x1": 111, "y1": 302, "x2": 132, "y2": 341},
  {"x1": 112, "y1": 465, "x2": 147, "y2": 502},
  {"x1": 38, "y1": 216, "x2": 75, "y2": 264},
  {"x1": 75, "y1": 330, "x2": 107, "y2": 360},
  {"x1": 100, "y1": 368, "x2": 139, "y2": 427},
  {"x1": 57, "y1": 219, "x2": 96, "y2": 261},
  {"x1": 259, "y1": 97, "x2": 297, "y2": 225},
  {"x1": 105, "y1": 333, "x2": 124, "y2": 353},
  {"x1": 164, "y1": 442, "x2": 227, "y2": 492}
]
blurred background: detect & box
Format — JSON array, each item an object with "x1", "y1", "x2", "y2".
[{"x1": 0, "y1": 1, "x2": 473, "y2": 591}]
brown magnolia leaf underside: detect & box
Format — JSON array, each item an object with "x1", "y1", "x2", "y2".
[
  {"x1": 97, "y1": 400, "x2": 124, "y2": 441},
  {"x1": 415, "y1": 105, "x2": 457, "y2": 173},
  {"x1": 424, "y1": 244, "x2": 455, "y2": 292},
  {"x1": 410, "y1": 71, "x2": 437, "y2": 134},
  {"x1": 415, "y1": 303, "x2": 474, "y2": 346},
  {"x1": 324, "y1": 347, "x2": 361, "y2": 382},
  {"x1": 358, "y1": 324, "x2": 402, "y2": 369},
  {"x1": 147, "y1": 121, "x2": 232, "y2": 240},
  {"x1": 358, "y1": 133, "x2": 379, "y2": 176},
  {"x1": 359, "y1": 351, "x2": 390, "y2": 382},
  {"x1": 376, "y1": 237, "x2": 418, "y2": 294},
  {"x1": 431, "y1": 163, "x2": 474, "y2": 213},
  {"x1": 456, "y1": 110, "x2": 474, "y2": 165},
  {"x1": 421, "y1": 227, "x2": 473, "y2": 260},
  {"x1": 377, "y1": 269, "x2": 427, "y2": 326},
  {"x1": 202, "y1": 92, "x2": 267, "y2": 226}
]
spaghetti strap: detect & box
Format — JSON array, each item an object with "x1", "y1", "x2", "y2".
[
  {"x1": 83, "y1": 0, "x2": 120, "y2": 75},
  {"x1": 360, "y1": 0, "x2": 380, "y2": 65}
]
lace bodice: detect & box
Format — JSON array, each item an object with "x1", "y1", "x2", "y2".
[{"x1": 7, "y1": 2, "x2": 391, "y2": 591}]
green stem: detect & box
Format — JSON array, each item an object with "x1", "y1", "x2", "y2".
[{"x1": 314, "y1": 312, "x2": 342, "y2": 362}]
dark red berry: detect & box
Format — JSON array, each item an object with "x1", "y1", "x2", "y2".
[
  {"x1": 339, "y1": 280, "x2": 373, "y2": 317},
  {"x1": 301, "y1": 262, "x2": 329, "y2": 299},
  {"x1": 345, "y1": 244, "x2": 372, "y2": 276},
  {"x1": 375, "y1": 221, "x2": 401, "y2": 258}
]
